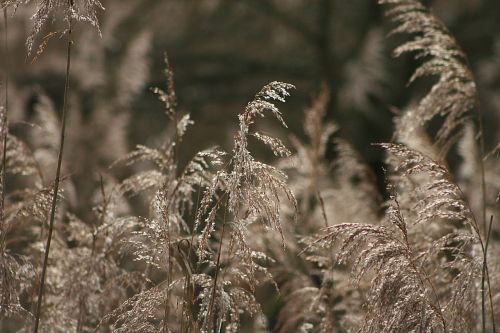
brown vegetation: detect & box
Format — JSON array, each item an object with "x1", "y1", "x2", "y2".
[{"x1": 0, "y1": 0, "x2": 499, "y2": 332}]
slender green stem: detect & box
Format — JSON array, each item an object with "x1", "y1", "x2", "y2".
[{"x1": 33, "y1": 14, "x2": 73, "y2": 333}]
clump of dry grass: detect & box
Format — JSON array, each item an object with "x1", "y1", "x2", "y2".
[
  {"x1": 0, "y1": 0, "x2": 499, "y2": 332},
  {"x1": 299, "y1": 1, "x2": 498, "y2": 332}
]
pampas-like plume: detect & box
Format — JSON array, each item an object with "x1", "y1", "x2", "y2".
[
  {"x1": 194, "y1": 81, "x2": 297, "y2": 332},
  {"x1": 304, "y1": 143, "x2": 485, "y2": 333},
  {"x1": 197, "y1": 82, "x2": 297, "y2": 257},
  {"x1": 383, "y1": 0, "x2": 477, "y2": 152},
  {"x1": 26, "y1": 0, "x2": 103, "y2": 55},
  {"x1": 1, "y1": 0, "x2": 103, "y2": 56},
  {"x1": 227, "y1": 81, "x2": 297, "y2": 235}
]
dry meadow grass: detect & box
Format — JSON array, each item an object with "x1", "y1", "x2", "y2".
[{"x1": 0, "y1": 0, "x2": 499, "y2": 332}]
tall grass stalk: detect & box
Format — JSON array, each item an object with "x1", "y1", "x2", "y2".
[
  {"x1": 0, "y1": 9, "x2": 9, "y2": 305},
  {"x1": 204, "y1": 195, "x2": 229, "y2": 331},
  {"x1": 475, "y1": 103, "x2": 497, "y2": 333},
  {"x1": 33, "y1": 2, "x2": 74, "y2": 331},
  {"x1": 482, "y1": 215, "x2": 496, "y2": 333},
  {"x1": 1, "y1": 7, "x2": 8, "y2": 250}
]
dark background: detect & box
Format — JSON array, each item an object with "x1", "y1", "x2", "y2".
[{"x1": 3, "y1": 0, "x2": 500, "y2": 172}]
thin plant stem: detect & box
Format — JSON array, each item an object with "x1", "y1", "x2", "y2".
[
  {"x1": 188, "y1": 179, "x2": 202, "y2": 266},
  {"x1": 316, "y1": 189, "x2": 328, "y2": 227},
  {"x1": 177, "y1": 239, "x2": 195, "y2": 333},
  {"x1": 2, "y1": 8, "x2": 7, "y2": 114},
  {"x1": 1, "y1": 7, "x2": 9, "y2": 251},
  {"x1": 482, "y1": 215, "x2": 496, "y2": 333},
  {"x1": 161, "y1": 188, "x2": 175, "y2": 332},
  {"x1": 180, "y1": 179, "x2": 202, "y2": 333},
  {"x1": 471, "y1": 84, "x2": 488, "y2": 239},
  {"x1": 0, "y1": 8, "x2": 9, "y2": 309},
  {"x1": 161, "y1": 214, "x2": 173, "y2": 333},
  {"x1": 204, "y1": 195, "x2": 229, "y2": 331},
  {"x1": 33, "y1": 9, "x2": 73, "y2": 332},
  {"x1": 394, "y1": 195, "x2": 448, "y2": 331},
  {"x1": 76, "y1": 296, "x2": 84, "y2": 333},
  {"x1": 474, "y1": 98, "x2": 496, "y2": 333}
]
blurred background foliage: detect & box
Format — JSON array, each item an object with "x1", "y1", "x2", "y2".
[
  {"x1": 1, "y1": 1, "x2": 500, "y2": 331},
  {"x1": 2, "y1": 0, "x2": 500, "y2": 174}
]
